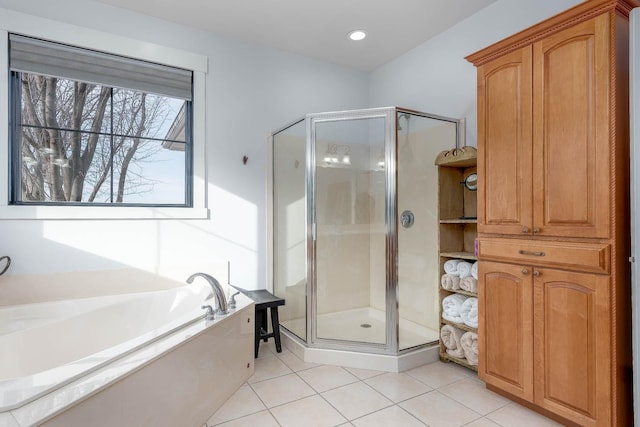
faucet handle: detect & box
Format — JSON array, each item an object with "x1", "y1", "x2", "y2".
[
  {"x1": 201, "y1": 305, "x2": 215, "y2": 320},
  {"x1": 228, "y1": 291, "x2": 240, "y2": 309}
]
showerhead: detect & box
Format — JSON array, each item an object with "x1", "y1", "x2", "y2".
[{"x1": 397, "y1": 113, "x2": 411, "y2": 131}]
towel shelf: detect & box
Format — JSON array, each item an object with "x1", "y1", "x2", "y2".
[
  {"x1": 440, "y1": 353, "x2": 478, "y2": 372},
  {"x1": 440, "y1": 251, "x2": 477, "y2": 261},
  {"x1": 440, "y1": 318, "x2": 477, "y2": 334},
  {"x1": 440, "y1": 287, "x2": 477, "y2": 298},
  {"x1": 440, "y1": 219, "x2": 477, "y2": 224},
  {"x1": 437, "y1": 151, "x2": 478, "y2": 372}
]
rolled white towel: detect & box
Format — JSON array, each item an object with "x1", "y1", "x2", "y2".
[
  {"x1": 461, "y1": 332, "x2": 479, "y2": 366},
  {"x1": 459, "y1": 297, "x2": 478, "y2": 329},
  {"x1": 459, "y1": 276, "x2": 478, "y2": 293},
  {"x1": 440, "y1": 325, "x2": 465, "y2": 358},
  {"x1": 457, "y1": 261, "x2": 473, "y2": 279},
  {"x1": 441, "y1": 274, "x2": 461, "y2": 290},
  {"x1": 471, "y1": 261, "x2": 478, "y2": 280},
  {"x1": 444, "y1": 259, "x2": 461, "y2": 275},
  {"x1": 442, "y1": 294, "x2": 467, "y2": 324}
]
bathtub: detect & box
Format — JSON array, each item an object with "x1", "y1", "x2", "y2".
[{"x1": 0, "y1": 281, "x2": 255, "y2": 427}]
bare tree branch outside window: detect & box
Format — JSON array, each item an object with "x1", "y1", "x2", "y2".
[{"x1": 16, "y1": 73, "x2": 188, "y2": 205}]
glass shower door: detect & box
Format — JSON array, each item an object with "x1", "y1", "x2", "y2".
[
  {"x1": 396, "y1": 112, "x2": 458, "y2": 350},
  {"x1": 311, "y1": 113, "x2": 389, "y2": 346},
  {"x1": 273, "y1": 119, "x2": 307, "y2": 341}
]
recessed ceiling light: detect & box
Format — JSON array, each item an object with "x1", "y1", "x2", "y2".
[{"x1": 348, "y1": 30, "x2": 367, "y2": 41}]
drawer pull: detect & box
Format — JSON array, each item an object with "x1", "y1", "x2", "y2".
[
  {"x1": 518, "y1": 250, "x2": 545, "y2": 257},
  {"x1": 522, "y1": 268, "x2": 529, "y2": 275},
  {"x1": 522, "y1": 227, "x2": 529, "y2": 233},
  {"x1": 533, "y1": 270, "x2": 540, "y2": 277}
]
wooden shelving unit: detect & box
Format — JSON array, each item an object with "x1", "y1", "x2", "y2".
[
  {"x1": 437, "y1": 151, "x2": 478, "y2": 372},
  {"x1": 440, "y1": 352, "x2": 477, "y2": 370},
  {"x1": 439, "y1": 251, "x2": 477, "y2": 261}
]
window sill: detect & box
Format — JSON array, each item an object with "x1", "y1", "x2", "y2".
[{"x1": 0, "y1": 205, "x2": 209, "y2": 220}]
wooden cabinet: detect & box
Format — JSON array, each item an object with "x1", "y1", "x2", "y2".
[
  {"x1": 479, "y1": 237, "x2": 610, "y2": 274},
  {"x1": 467, "y1": 1, "x2": 635, "y2": 425},
  {"x1": 531, "y1": 16, "x2": 611, "y2": 239},
  {"x1": 477, "y1": 14, "x2": 611, "y2": 239},
  {"x1": 533, "y1": 268, "x2": 611, "y2": 427},
  {"x1": 480, "y1": 260, "x2": 611, "y2": 426},
  {"x1": 477, "y1": 46, "x2": 532, "y2": 236},
  {"x1": 478, "y1": 261, "x2": 533, "y2": 401}
]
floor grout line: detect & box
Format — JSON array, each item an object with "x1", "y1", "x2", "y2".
[
  {"x1": 315, "y1": 386, "x2": 351, "y2": 424},
  {"x1": 209, "y1": 342, "x2": 556, "y2": 427}
]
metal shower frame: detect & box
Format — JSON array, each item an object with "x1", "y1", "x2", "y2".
[{"x1": 271, "y1": 106, "x2": 462, "y2": 356}]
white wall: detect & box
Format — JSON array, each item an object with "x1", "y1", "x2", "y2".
[
  {"x1": 0, "y1": 0, "x2": 369, "y2": 288},
  {"x1": 369, "y1": 0, "x2": 583, "y2": 147},
  {"x1": 0, "y1": 0, "x2": 593, "y2": 292}
]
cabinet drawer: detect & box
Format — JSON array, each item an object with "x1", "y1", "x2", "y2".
[{"x1": 478, "y1": 238, "x2": 610, "y2": 274}]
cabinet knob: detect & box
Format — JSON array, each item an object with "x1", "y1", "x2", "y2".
[
  {"x1": 533, "y1": 270, "x2": 540, "y2": 277},
  {"x1": 533, "y1": 227, "x2": 540, "y2": 234},
  {"x1": 522, "y1": 227, "x2": 529, "y2": 233},
  {"x1": 521, "y1": 268, "x2": 529, "y2": 275}
]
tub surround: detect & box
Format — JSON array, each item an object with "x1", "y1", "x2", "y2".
[
  {"x1": 1, "y1": 284, "x2": 215, "y2": 408},
  {"x1": 29, "y1": 297, "x2": 253, "y2": 427},
  {"x1": 0, "y1": 267, "x2": 254, "y2": 427},
  {"x1": 2, "y1": 294, "x2": 254, "y2": 426}
]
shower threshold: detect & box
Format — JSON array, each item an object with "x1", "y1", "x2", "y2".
[
  {"x1": 280, "y1": 307, "x2": 440, "y2": 372},
  {"x1": 280, "y1": 329, "x2": 439, "y2": 373}
]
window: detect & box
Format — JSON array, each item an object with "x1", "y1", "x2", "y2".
[{"x1": 9, "y1": 34, "x2": 193, "y2": 206}]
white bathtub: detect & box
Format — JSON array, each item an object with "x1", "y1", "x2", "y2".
[{"x1": 0, "y1": 282, "x2": 255, "y2": 427}]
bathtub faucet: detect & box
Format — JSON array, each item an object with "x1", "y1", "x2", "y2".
[{"x1": 186, "y1": 272, "x2": 228, "y2": 315}]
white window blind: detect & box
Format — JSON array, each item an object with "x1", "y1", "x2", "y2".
[{"x1": 9, "y1": 33, "x2": 192, "y2": 100}]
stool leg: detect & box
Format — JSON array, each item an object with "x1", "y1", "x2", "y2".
[
  {"x1": 271, "y1": 307, "x2": 282, "y2": 353},
  {"x1": 254, "y1": 309, "x2": 263, "y2": 358},
  {"x1": 261, "y1": 309, "x2": 268, "y2": 342}
]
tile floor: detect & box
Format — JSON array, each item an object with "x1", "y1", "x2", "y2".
[{"x1": 205, "y1": 341, "x2": 562, "y2": 427}]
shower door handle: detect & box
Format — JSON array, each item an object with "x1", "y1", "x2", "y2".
[{"x1": 400, "y1": 210, "x2": 414, "y2": 229}]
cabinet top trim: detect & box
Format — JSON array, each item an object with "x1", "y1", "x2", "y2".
[{"x1": 466, "y1": 0, "x2": 639, "y2": 66}]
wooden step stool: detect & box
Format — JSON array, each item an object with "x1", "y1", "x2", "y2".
[{"x1": 229, "y1": 286, "x2": 285, "y2": 358}]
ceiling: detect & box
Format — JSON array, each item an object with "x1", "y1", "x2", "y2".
[{"x1": 96, "y1": 0, "x2": 497, "y2": 71}]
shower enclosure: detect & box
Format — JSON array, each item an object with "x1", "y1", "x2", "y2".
[{"x1": 270, "y1": 107, "x2": 460, "y2": 356}]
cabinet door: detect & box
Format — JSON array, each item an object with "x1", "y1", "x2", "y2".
[
  {"x1": 533, "y1": 268, "x2": 610, "y2": 426},
  {"x1": 532, "y1": 15, "x2": 610, "y2": 238},
  {"x1": 478, "y1": 261, "x2": 533, "y2": 401},
  {"x1": 477, "y1": 47, "x2": 533, "y2": 236}
]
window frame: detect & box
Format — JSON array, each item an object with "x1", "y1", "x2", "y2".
[{"x1": 0, "y1": 14, "x2": 208, "y2": 220}]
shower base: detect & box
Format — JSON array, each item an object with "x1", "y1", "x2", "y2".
[{"x1": 280, "y1": 307, "x2": 440, "y2": 372}]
